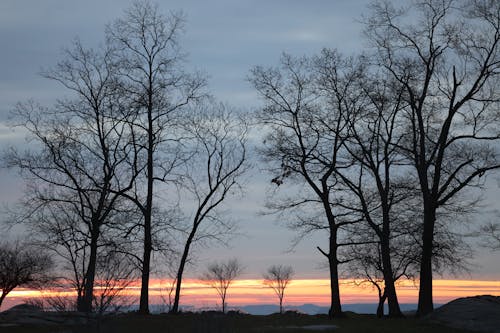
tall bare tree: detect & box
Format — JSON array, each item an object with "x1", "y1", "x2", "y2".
[
  {"x1": 106, "y1": 0, "x2": 206, "y2": 314},
  {"x1": 335, "y1": 67, "x2": 414, "y2": 317},
  {"x1": 364, "y1": 0, "x2": 500, "y2": 315},
  {"x1": 250, "y1": 52, "x2": 363, "y2": 318},
  {"x1": 6, "y1": 39, "x2": 136, "y2": 312},
  {"x1": 170, "y1": 103, "x2": 248, "y2": 313},
  {"x1": 200, "y1": 258, "x2": 243, "y2": 313},
  {"x1": 263, "y1": 265, "x2": 294, "y2": 314}
]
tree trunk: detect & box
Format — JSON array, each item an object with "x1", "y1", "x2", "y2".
[
  {"x1": 383, "y1": 271, "x2": 402, "y2": 317},
  {"x1": 139, "y1": 159, "x2": 153, "y2": 314},
  {"x1": 0, "y1": 291, "x2": 7, "y2": 309},
  {"x1": 78, "y1": 226, "x2": 100, "y2": 312},
  {"x1": 376, "y1": 292, "x2": 387, "y2": 318},
  {"x1": 76, "y1": 288, "x2": 84, "y2": 312},
  {"x1": 139, "y1": 96, "x2": 154, "y2": 315},
  {"x1": 279, "y1": 297, "x2": 283, "y2": 314},
  {"x1": 417, "y1": 207, "x2": 436, "y2": 316},
  {"x1": 171, "y1": 259, "x2": 185, "y2": 314},
  {"x1": 328, "y1": 230, "x2": 343, "y2": 319},
  {"x1": 328, "y1": 258, "x2": 343, "y2": 318},
  {"x1": 171, "y1": 229, "x2": 197, "y2": 313},
  {"x1": 139, "y1": 213, "x2": 152, "y2": 314},
  {"x1": 380, "y1": 236, "x2": 403, "y2": 317},
  {"x1": 320, "y1": 199, "x2": 344, "y2": 319}
]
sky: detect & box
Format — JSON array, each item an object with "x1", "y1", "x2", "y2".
[
  {"x1": 3, "y1": 278, "x2": 500, "y2": 312},
  {"x1": 0, "y1": 0, "x2": 499, "y2": 308}
]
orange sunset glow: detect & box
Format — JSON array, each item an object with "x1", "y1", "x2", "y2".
[{"x1": 3, "y1": 278, "x2": 499, "y2": 311}]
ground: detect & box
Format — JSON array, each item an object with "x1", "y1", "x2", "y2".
[{"x1": 0, "y1": 310, "x2": 477, "y2": 333}]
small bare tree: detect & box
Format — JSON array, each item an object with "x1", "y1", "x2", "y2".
[
  {"x1": 0, "y1": 242, "x2": 53, "y2": 309},
  {"x1": 263, "y1": 265, "x2": 294, "y2": 314},
  {"x1": 200, "y1": 259, "x2": 242, "y2": 313}
]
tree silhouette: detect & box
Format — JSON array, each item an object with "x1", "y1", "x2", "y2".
[
  {"x1": 250, "y1": 52, "x2": 364, "y2": 318},
  {"x1": 263, "y1": 265, "x2": 294, "y2": 314},
  {"x1": 0, "y1": 242, "x2": 53, "y2": 309},
  {"x1": 171, "y1": 103, "x2": 248, "y2": 313},
  {"x1": 200, "y1": 259, "x2": 242, "y2": 313},
  {"x1": 364, "y1": 0, "x2": 500, "y2": 315},
  {"x1": 333, "y1": 65, "x2": 414, "y2": 318},
  {"x1": 106, "y1": 0, "x2": 206, "y2": 314},
  {"x1": 7, "y1": 38, "x2": 135, "y2": 312}
]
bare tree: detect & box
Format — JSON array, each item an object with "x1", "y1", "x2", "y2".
[
  {"x1": 159, "y1": 277, "x2": 177, "y2": 313},
  {"x1": 6, "y1": 38, "x2": 136, "y2": 312},
  {"x1": 364, "y1": 0, "x2": 500, "y2": 315},
  {"x1": 170, "y1": 103, "x2": 248, "y2": 313},
  {"x1": 16, "y1": 204, "x2": 139, "y2": 313},
  {"x1": 44, "y1": 292, "x2": 77, "y2": 312},
  {"x1": 263, "y1": 265, "x2": 294, "y2": 314},
  {"x1": 200, "y1": 258, "x2": 243, "y2": 313},
  {"x1": 334, "y1": 66, "x2": 415, "y2": 317},
  {"x1": 346, "y1": 243, "x2": 389, "y2": 318},
  {"x1": 343, "y1": 230, "x2": 419, "y2": 318},
  {"x1": 250, "y1": 52, "x2": 363, "y2": 318},
  {"x1": 0, "y1": 242, "x2": 53, "y2": 309},
  {"x1": 25, "y1": 246, "x2": 136, "y2": 314},
  {"x1": 106, "y1": 0, "x2": 206, "y2": 314},
  {"x1": 31, "y1": 204, "x2": 89, "y2": 308},
  {"x1": 92, "y1": 250, "x2": 137, "y2": 314}
]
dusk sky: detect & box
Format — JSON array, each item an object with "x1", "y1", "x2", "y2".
[{"x1": 1, "y1": 0, "x2": 499, "y2": 308}]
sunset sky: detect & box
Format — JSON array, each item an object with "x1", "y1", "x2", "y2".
[
  {"x1": 3, "y1": 278, "x2": 500, "y2": 312},
  {"x1": 0, "y1": 0, "x2": 499, "y2": 310}
]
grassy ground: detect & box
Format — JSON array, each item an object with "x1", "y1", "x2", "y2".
[{"x1": 0, "y1": 311, "x2": 474, "y2": 333}]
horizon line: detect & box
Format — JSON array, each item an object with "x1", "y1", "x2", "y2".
[{"x1": 4, "y1": 278, "x2": 499, "y2": 310}]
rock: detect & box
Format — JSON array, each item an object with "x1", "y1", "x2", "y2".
[
  {"x1": 427, "y1": 295, "x2": 500, "y2": 333},
  {"x1": 2, "y1": 303, "x2": 43, "y2": 313},
  {"x1": 0, "y1": 303, "x2": 97, "y2": 327}
]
